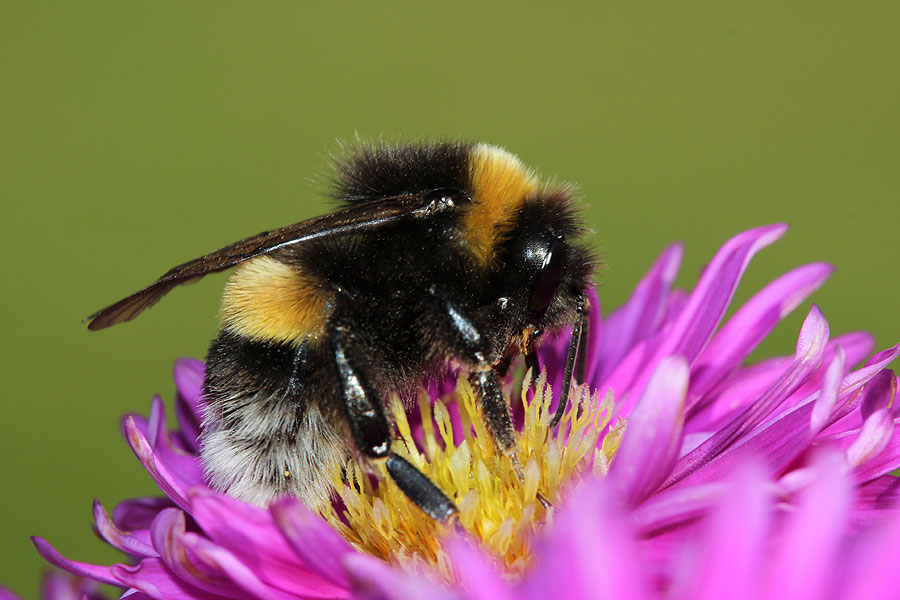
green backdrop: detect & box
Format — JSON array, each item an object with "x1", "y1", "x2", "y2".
[{"x1": 2, "y1": 3, "x2": 898, "y2": 598}]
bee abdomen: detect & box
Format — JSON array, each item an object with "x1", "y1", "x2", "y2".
[
  {"x1": 200, "y1": 330, "x2": 348, "y2": 509},
  {"x1": 200, "y1": 402, "x2": 347, "y2": 509}
]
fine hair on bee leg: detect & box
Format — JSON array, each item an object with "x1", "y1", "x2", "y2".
[
  {"x1": 549, "y1": 294, "x2": 588, "y2": 429},
  {"x1": 331, "y1": 326, "x2": 457, "y2": 522}
]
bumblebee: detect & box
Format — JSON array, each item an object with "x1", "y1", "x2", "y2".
[{"x1": 88, "y1": 141, "x2": 596, "y2": 522}]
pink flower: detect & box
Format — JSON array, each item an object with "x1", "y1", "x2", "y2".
[
  {"x1": 1, "y1": 571, "x2": 110, "y2": 600},
  {"x1": 28, "y1": 225, "x2": 900, "y2": 599}
]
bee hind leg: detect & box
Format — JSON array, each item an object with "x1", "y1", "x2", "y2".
[{"x1": 331, "y1": 326, "x2": 457, "y2": 523}]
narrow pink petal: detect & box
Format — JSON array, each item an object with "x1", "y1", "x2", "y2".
[
  {"x1": 810, "y1": 345, "x2": 846, "y2": 432},
  {"x1": 37, "y1": 571, "x2": 110, "y2": 600},
  {"x1": 31, "y1": 538, "x2": 121, "y2": 587},
  {"x1": 188, "y1": 490, "x2": 348, "y2": 598},
  {"x1": 667, "y1": 305, "x2": 828, "y2": 487},
  {"x1": 844, "y1": 343, "x2": 900, "y2": 394},
  {"x1": 838, "y1": 507, "x2": 900, "y2": 600},
  {"x1": 846, "y1": 408, "x2": 895, "y2": 469},
  {"x1": 611, "y1": 225, "x2": 788, "y2": 419},
  {"x1": 676, "y1": 357, "x2": 900, "y2": 490},
  {"x1": 112, "y1": 497, "x2": 175, "y2": 531},
  {"x1": 39, "y1": 573, "x2": 71, "y2": 600},
  {"x1": 831, "y1": 331, "x2": 876, "y2": 368},
  {"x1": 847, "y1": 425, "x2": 900, "y2": 484},
  {"x1": 270, "y1": 496, "x2": 357, "y2": 589},
  {"x1": 861, "y1": 369, "x2": 897, "y2": 419},
  {"x1": 685, "y1": 357, "x2": 792, "y2": 434},
  {"x1": 595, "y1": 336, "x2": 655, "y2": 410},
  {"x1": 0, "y1": 586, "x2": 22, "y2": 600},
  {"x1": 688, "y1": 262, "x2": 833, "y2": 410},
  {"x1": 690, "y1": 331, "x2": 873, "y2": 435},
  {"x1": 341, "y1": 554, "x2": 456, "y2": 600},
  {"x1": 122, "y1": 416, "x2": 192, "y2": 511},
  {"x1": 149, "y1": 508, "x2": 245, "y2": 598},
  {"x1": 144, "y1": 397, "x2": 205, "y2": 487},
  {"x1": 181, "y1": 534, "x2": 317, "y2": 600},
  {"x1": 594, "y1": 242, "x2": 683, "y2": 382},
  {"x1": 93, "y1": 499, "x2": 156, "y2": 558},
  {"x1": 173, "y1": 359, "x2": 205, "y2": 451},
  {"x1": 111, "y1": 559, "x2": 228, "y2": 600},
  {"x1": 631, "y1": 481, "x2": 724, "y2": 535},
  {"x1": 760, "y1": 451, "x2": 850, "y2": 600},
  {"x1": 647, "y1": 226, "x2": 787, "y2": 372},
  {"x1": 524, "y1": 479, "x2": 650, "y2": 600},
  {"x1": 854, "y1": 475, "x2": 900, "y2": 521},
  {"x1": 173, "y1": 358, "x2": 205, "y2": 404},
  {"x1": 446, "y1": 538, "x2": 518, "y2": 600},
  {"x1": 608, "y1": 356, "x2": 688, "y2": 507},
  {"x1": 680, "y1": 463, "x2": 771, "y2": 600}
]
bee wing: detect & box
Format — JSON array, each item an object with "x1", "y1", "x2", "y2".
[{"x1": 87, "y1": 193, "x2": 451, "y2": 330}]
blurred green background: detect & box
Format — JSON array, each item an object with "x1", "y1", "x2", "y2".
[{"x1": 2, "y1": 2, "x2": 898, "y2": 597}]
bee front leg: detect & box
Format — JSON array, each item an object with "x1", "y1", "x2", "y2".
[
  {"x1": 549, "y1": 294, "x2": 589, "y2": 429},
  {"x1": 331, "y1": 326, "x2": 457, "y2": 523}
]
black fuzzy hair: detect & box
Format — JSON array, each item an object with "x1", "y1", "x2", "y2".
[{"x1": 330, "y1": 140, "x2": 472, "y2": 205}]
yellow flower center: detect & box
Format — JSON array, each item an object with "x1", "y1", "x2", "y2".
[{"x1": 323, "y1": 371, "x2": 623, "y2": 579}]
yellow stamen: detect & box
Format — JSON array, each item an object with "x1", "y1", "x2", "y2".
[{"x1": 323, "y1": 371, "x2": 620, "y2": 580}]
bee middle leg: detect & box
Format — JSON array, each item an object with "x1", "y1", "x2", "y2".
[
  {"x1": 427, "y1": 288, "x2": 524, "y2": 466},
  {"x1": 331, "y1": 326, "x2": 457, "y2": 523},
  {"x1": 468, "y1": 368, "x2": 517, "y2": 454}
]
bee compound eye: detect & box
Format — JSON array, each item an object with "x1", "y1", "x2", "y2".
[{"x1": 527, "y1": 236, "x2": 566, "y2": 315}]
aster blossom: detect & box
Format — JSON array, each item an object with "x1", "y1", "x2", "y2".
[{"x1": 25, "y1": 224, "x2": 900, "y2": 600}]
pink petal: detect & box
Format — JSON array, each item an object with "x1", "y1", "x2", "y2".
[
  {"x1": 173, "y1": 359, "x2": 205, "y2": 451},
  {"x1": 122, "y1": 416, "x2": 192, "y2": 511},
  {"x1": 524, "y1": 479, "x2": 650, "y2": 600},
  {"x1": 111, "y1": 559, "x2": 226, "y2": 600},
  {"x1": 845, "y1": 409, "x2": 895, "y2": 469},
  {"x1": 188, "y1": 490, "x2": 348, "y2": 599},
  {"x1": 688, "y1": 262, "x2": 832, "y2": 411},
  {"x1": 625, "y1": 224, "x2": 788, "y2": 409},
  {"x1": 31, "y1": 538, "x2": 121, "y2": 588},
  {"x1": 760, "y1": 451, "x2": 850, "y2": 600},
  {"x1": 445, "y1": 538, "x2": 518, "y2": 600},
  {"x1": 179, "y1": 534, "x2": 306, "y2": 600},
  {"x1": 679, "y1": 463, "x2": 771, "y2": 600},
  {"x1": 341, "y1": 554, "x2": 455, "y2": 600},
  {"x1": 667, "y1": 304, "x2": 829, "y2": 487},
  {"x1": 144, "y1": 397, "x2": 205, "y2": 487},
  {"x1": 608, "y1": 356, "x2": 689, "y2": 506},
  {"x1": 854, "y1": 475, "x2": 900, "y2": 521},
  {"x1": 0, "y1": 586, "x2": 22, "y2": 600},
  {"x1": 594, "y1": 242, "x2": 683, "y2": 383},
  {"x1": 689, "y1": 331, "x2": 873, "y2": 435},
  {"x1": 631, "y1": 482, "x2": 724, "y2": 535},
  {"x1": 173, "y1": 358, "x2": 205, "y2": 404},
  {"x1": 810, "y1": 345, "x2": 846, "y2": 432},
  {"x1": 861, "y1": 369, "x2": 897, "y2": 419},
  {"x1": 270, "y1": 496, "x2": 357, "y2": 589},
  {"x1": 93, "y1": 499, "x2": 156, "y2": 558},
  {"x1": 846, "y1": 343, "x2": 900, "y2": 396},
  {"x1": 685, "y1": 357, "x2": 792, "y2": 434},
  {"x1": 149, "y1": 508, "x2": 246, "y2": 599},
  {"x1": 838, "y1": 506, "x2": 900, "y2": 600},
  {"x1": 112, "y1": 497, "x2": 175, "y2": 531}
]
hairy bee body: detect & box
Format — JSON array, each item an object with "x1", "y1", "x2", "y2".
[{"x1": 90, "y1": 141, "x2": 595, "y2": 517}]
